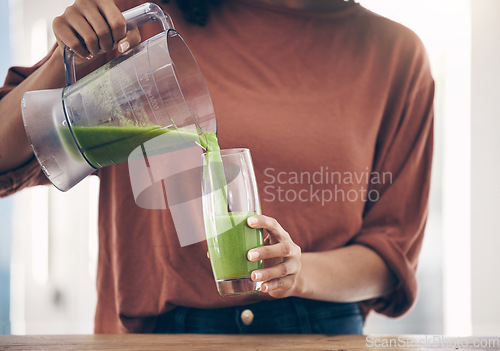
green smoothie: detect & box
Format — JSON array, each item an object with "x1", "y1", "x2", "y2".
[
  {"x1": 206, "y1": 212, "x2": 263, "y2": 281},
  {"x1": 202, "y1": 132, "x2": 231, "y2": 217},
  {"x1": 60, "y1": 124, "x2": 210, "y2": 168},
  {"x1": 203, "y1": 135, "x2": 263, "y2": 291}
]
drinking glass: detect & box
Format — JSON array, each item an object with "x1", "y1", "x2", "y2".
[{"x1": 202, "y1": 148, "x2": 263, "y2": 296}]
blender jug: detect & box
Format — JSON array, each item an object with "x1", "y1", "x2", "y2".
[{"x1": 21, "y1": 2, "x2": 216, "y2": 191}]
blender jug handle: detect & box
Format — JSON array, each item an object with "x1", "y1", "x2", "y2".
[{"x1": 64, "y1": 2, "x2": 174, "y2": 86}]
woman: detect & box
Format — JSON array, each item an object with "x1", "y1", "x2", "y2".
[{"x1": 0, "y1": 0, "x2": 433, "y2": 334}]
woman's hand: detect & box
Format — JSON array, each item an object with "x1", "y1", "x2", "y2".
[
  {"x1": 52, "y1": 0, "x2": 142, "y2": 63},
  {"x1": 247, "y1": 215, "x2": 302, "y2": 299}
]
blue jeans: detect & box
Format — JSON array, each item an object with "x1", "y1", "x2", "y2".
[{"x1": 153, "y1": 297, "x2": 364, "y2": 334}]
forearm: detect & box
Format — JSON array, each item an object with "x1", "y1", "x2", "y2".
[
  {"x1": 0, "y1": 47, "x2": 66, "y2": 173},
  {"x1": 294, "y1": 244, "x2": 397, "y2": 302}
]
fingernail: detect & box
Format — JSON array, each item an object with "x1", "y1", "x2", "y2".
[
  {"x1": 85, "y1": 54, "x2": 94, "y2": 60},
  {"x1": 248, "y1": 250, "x2": 259, "y2": 261},
  {"x1": 247, "y1": 217, "x2": 258, "y2": 226},
  {"x1": 119, "y1": 41, "x2": 130, "y2": 53},
  {"x1": 253, "y1": 271, "x2": 262, "y2": 280},
  {"x1": 262, "y1": 284, "x2": 268, "y2": 292}
]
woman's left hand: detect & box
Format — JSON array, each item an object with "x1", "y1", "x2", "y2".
[{"x1": 247, "y1": 215, "x2": 302, "y2": 299}]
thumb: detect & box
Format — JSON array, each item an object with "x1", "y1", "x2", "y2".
[{"x1": 117, "y1": 27, "x2": 142, "y2": 54}]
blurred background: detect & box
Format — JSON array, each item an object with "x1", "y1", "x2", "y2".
[{"x1": 0, "y1": 0, "x2": 498, "y2": 336}]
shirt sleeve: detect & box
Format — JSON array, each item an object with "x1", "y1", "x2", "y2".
[
  {"x1": 353, "y1": 49, "x2": 435, "y2": 317},
  {"x1": 0, "y1": 51, "x2": 55, "y2": 197},
  {"x1": 0, "y1": 157, "x2": 50, "y2": 197}
]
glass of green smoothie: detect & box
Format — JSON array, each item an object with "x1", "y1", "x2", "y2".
[{"x1": 202, "y1": 148, "x2": 263, "y2": 296}]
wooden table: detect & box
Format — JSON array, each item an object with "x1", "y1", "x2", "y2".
[{"x1": 1, "y1": 334, "x2": 499, "y2": 350}]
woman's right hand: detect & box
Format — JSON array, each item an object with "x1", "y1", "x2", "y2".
[{"x1": 52, "y1": 0, "x2": 142, "y2": 64}]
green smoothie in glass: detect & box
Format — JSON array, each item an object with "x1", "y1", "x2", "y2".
[
  {"x1": 202, "y1": 145, "x2": 263, "y2": 296},
  {"x1": 205, "y1": 212, "x2": 263, "y2": 282}
]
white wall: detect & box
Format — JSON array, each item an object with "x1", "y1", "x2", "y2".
[
  {"x1": 0, "y1": 1, "x2": 13, "y2": 335},
  {"x1": 9, "y1": 0, "x2": 73, "y2": 66},
  {"x1": 10, "y1": 181, "x2": 98, "y2": 334},
  {"x1": 470, "y1": 0, "x2": 500, "y2": 336},
  {"x1": 362, "y1": 0, "x2": 472, "y2": 335},
  {"x1": 7, "y1": 0, "x2": 98, "y2": 335}
]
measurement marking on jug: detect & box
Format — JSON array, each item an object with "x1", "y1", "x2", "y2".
[{"x1": 145, "y1": 90, "x2": 159, "y2": 111}]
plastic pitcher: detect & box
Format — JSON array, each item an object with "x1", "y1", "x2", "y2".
[{"x1": 21, "y1": 2, "x2": 216, "y2": 191}]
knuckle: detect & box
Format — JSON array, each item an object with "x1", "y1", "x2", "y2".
[
  {"x1": 291, "y1": 243, "x2": 300, "y2": 257},
  {"x1": 269, "y1": 218, "x2": 279, "y2": 229},
  {"x1": 262, "y1": 246, "x2": 271, "y2": 258},
  {"x1": 110, "y1": 18, "x2": 126, "y2": 34},
  {"x1": 53, "y1": 16, "x2": 63, "y2": 27},
  {"x1": 263, "y1": 217, "x2": 274, "y2": 229},
  {"x1": 65, "y1": 6, "x2": 78, "y2": 17},
  {"x1": 129, "y1": 30, "x2": 142, "y2": 45},
  {"x1": 261, "y1": 271, "x2": 269, "y2": 281},
  {"x1": 85, "y1": 35, "x2": 98, "y2": 47},
  {"x1": 94, "y1": 26, "x2": 109, "y2": 38},
  {"x1": 280, "y1": 263, "x2": 289, "y2": 276},
  {"x1": 281, "y1": 242, "x2": 292, "y2": 256},
  {"x1": 53, "y1": 17, "x2": 69, "y2": 33},
  {"x1": 110, "y1": 16, "x2": 126, "y2": 29},
  {"x1": 68, "y1": 38, "x2": 83, "y2": 50},
  {"x1": 73, "y1": 1, "x2": 88, "y2": 12},
  {"x1": 277, "y1": 278, "x2": 283, "y2": 288}
]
